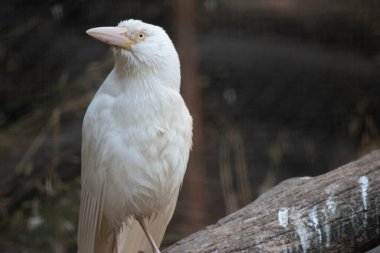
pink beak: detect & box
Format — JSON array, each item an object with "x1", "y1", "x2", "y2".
[{"x1": 86, "y1": 27, "x2": 135, "y2": 49}]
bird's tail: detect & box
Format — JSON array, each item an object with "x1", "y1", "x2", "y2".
[
  {"x1": 91, "y1": 189, "x2": 179, "y2": 253},
  {"x1": 117, "y1": 189, "x2": 180, "y2": 253}
]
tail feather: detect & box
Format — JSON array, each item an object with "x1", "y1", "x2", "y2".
[{"x1": 118, "y1": 189, "x2": 180, "y2": 253}]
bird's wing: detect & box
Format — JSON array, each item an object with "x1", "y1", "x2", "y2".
[
  {"x1": 79, "y1": 180, "x2": 116, "y2": 253},
  {"x1": 78, "y1": 121, "x2": 114, "y2": 253},
  {"x1": 118, "y1": 188, "x2": 180, "y2": 253}
]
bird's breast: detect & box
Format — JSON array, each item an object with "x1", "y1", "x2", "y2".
[{"x1": 83, "y1": 89, "x2": 192, "y2": 226}]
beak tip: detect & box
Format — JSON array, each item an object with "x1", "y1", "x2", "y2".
[{"x1": 85, "y1": 28, "x2": 93, "y2": 36}]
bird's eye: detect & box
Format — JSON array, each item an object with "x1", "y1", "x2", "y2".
[{"x1": 137, "y1": 33, "x2": 145, "y2": 40}]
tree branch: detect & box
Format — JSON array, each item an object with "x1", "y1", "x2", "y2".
[{"x1": 164, "y1": 150, "x2": 380, "y2": 252}]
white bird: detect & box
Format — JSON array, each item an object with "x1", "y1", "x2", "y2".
[{"x1": 78, "y1": 19, "x2": 192, "y2": 253}]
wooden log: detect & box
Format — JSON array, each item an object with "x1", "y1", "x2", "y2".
[{"x1": 164, "y1": 150, "x2": 380, "y2": 253}]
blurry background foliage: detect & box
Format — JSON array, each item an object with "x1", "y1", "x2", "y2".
[{"x1": 1, "y1": 0, "x2": 380, "y2": 252}]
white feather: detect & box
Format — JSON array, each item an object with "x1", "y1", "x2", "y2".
[{"x1": 78, "y1": 19, "x2": 192, "y2": 253}]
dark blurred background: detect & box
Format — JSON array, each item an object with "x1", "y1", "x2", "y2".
[{"x1": 1, "y1": 0, "x2": 380, "y2": 252}]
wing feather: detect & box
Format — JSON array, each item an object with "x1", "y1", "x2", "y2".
[
  {"x1": 78, "y1": 125, "x2": 112, "y2": 253},
  {"x1": 78, "y1": 181, "x2": 99, "y2": 253}
]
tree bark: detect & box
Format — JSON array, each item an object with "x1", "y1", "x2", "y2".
[{"x1": 164, "y1": 150, "x2": 380, "y2": 253}]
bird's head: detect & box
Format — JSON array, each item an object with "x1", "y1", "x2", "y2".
[{"x1": 86, "y1": 19, "x2": 180, "y2": 81}]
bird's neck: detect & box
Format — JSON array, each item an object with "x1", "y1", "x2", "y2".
[
  {"x1": 109, "y1": 63, "x2": 161, "y2": 100},
  {"x1": 114, "y1": 58, "x2": 148, "y2": 78},
  {"x1": 113, "y1": 58, "x2": 181, "y2": 93}
]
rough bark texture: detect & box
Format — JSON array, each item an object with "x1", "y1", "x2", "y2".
[{"x1": 164, "y1": 150, "x2": 380, "y2": 253}]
